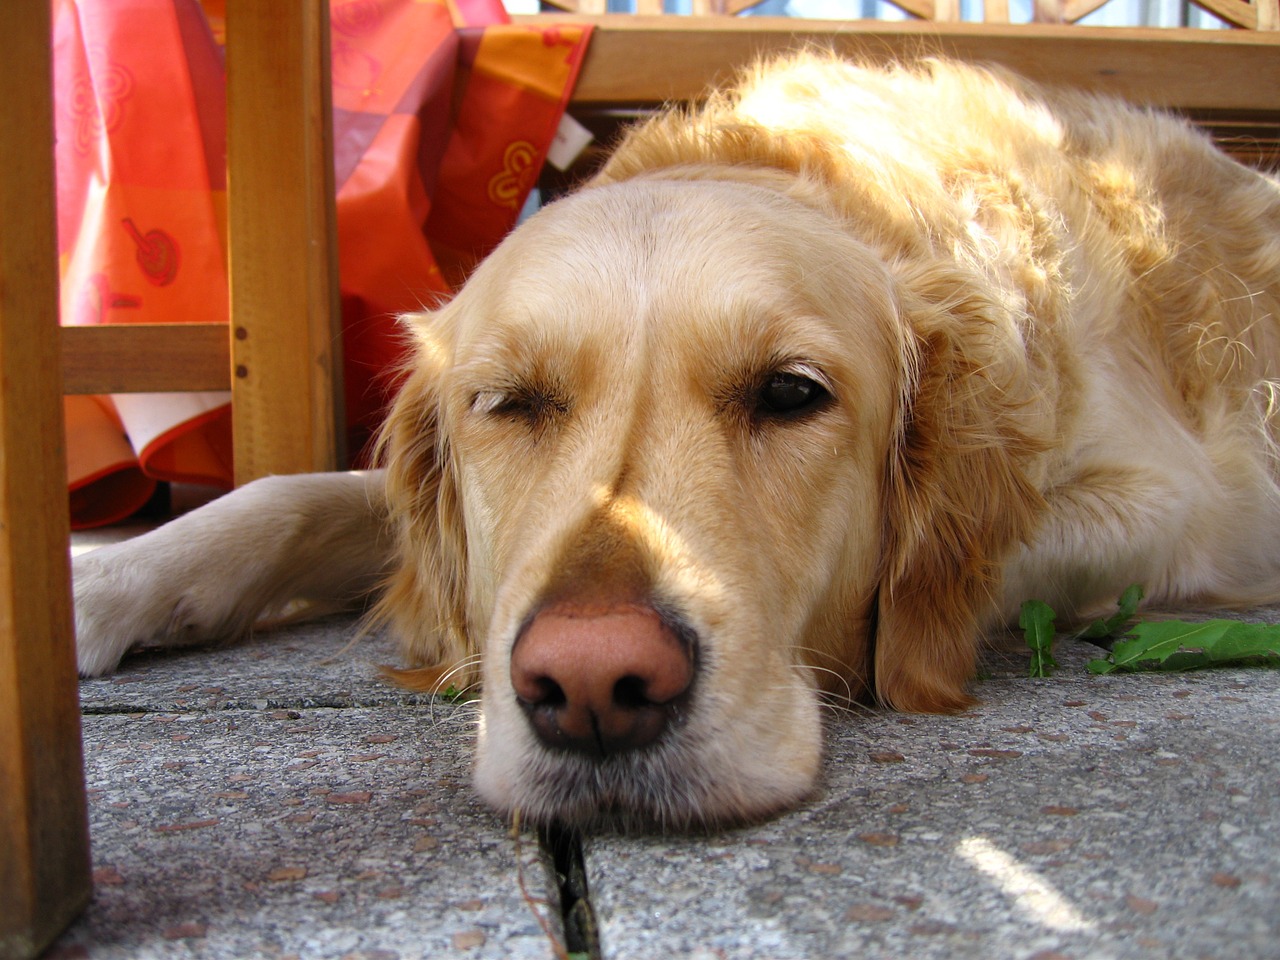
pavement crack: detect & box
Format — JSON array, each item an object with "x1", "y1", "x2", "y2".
[
  {"x1": 539, "y1": 822, "x2": 602, "y2": 959},
  {"x1": 79, "y1": 694, "x2": 442, "y2": 716}
]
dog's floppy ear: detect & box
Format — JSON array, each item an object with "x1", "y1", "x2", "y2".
[
  {"x1": 373, "y1": 313, "x2": 474, "y2": 690},
  {"x1": 875, "y1": 258, "x2": 1048, "y2": 713}
]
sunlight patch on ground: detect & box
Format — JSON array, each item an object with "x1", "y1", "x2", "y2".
[{"x1": 956, "y1": 835, "x2": 1094, "y2": 932}]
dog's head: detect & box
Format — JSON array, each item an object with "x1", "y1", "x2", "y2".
[{"x1": 378, "y1": 168, "x2": 1044, "y2": 828}]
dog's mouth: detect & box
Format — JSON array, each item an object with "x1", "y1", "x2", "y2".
[
  {"x1": 475, "y1": 551, "x2": 827, "y2": 830},
  {"x1": 502, "y1": 728, "x2": 769, "y2": 833},
  {"x1": 476, "y1": 659, "x2": 823, "y2": 832}
]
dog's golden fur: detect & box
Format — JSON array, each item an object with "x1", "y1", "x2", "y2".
[{"x1": 75, "y1": 55, "x2": 1280, "y2": 828}]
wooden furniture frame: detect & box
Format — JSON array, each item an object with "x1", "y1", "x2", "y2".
[
  {"x1": 58, "y1": 1, "x2": 345, "y2": 480},
  {"x1": 530, "y1": 17, "x2": 1280, "y2": 178},
  {"x1": 548, "y1": 0, "x2": 1278, "y2": 29},
  {"x1": 2, "y1": 5, "x2": 1277, "y2": 958},
  {"x1": 0, "y1": 6, "x2": 88, "y2": 958},
  {"x1": 3, "y1": 2, "x2": 341, "y2": 957}
]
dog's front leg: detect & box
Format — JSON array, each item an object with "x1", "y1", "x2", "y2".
[{"x1": 73, "y1": 470, "x2": 393, "y2": 676}]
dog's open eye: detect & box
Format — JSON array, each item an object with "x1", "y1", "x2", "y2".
[{"x1": 756, "y1": 371, "x2": 830, "y2": 418}]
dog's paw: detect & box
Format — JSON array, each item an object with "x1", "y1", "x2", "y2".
[
  {"x1": 72, "y1": 540, "x2": 232, "y2": 676},
  {"x1": 70, "y1": 558, "x2": 125, "y2": 676},
  {"x1": 70, "y1": 472, "x2": 391, "y2": 676}
]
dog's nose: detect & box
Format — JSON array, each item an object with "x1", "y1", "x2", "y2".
[{"x1": 510, "y1": 602, "x2": 694, "y2": 756}]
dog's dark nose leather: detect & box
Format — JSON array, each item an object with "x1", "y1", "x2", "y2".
[{"x1": 511, "y1": 602, "x2": 693, "y2": 755}]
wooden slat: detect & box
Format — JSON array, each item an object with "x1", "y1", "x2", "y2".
[
  {"x1": 60, "y1": 323, "x2": 231, "y2": 395},
  {"x1": 1190, "y1": 112, "x2": 1280, "y2": 168},
  {"x1": 523, "y1": 16, "x2": 1280, "y2": 112},
  {"x1": 984, "y1": 0, "x2": 1012, "y2": 23},
  {"x1": 1061, "y1": 0, "x2": 1116, "y2": 20},
  {"x1": 884, "y1": 0, "x2": 937, "y2": 19},
  {"x1": 0, "y1": 4, "x2": 91, "y2": 959},
  {"x1": 934, "y1": 0, "x2": 964, "y2": 20},
  {"x1": 1188, "y1": 0, "x2": 1258, "y2": 26},
  {"x1": 1032, "y1": 0, "x2": 1066, "y2": 21},
  {"x1": 225, "y1": 0, "x2": 344, "y2": 484}
]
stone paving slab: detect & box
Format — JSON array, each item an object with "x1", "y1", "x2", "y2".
[
  {"x1": 51, "y1": 612, "x2": 1280, "y2": 960},
  {"x1": 56, "y1": 619, "x2": 562, "y2": 960},
  {"x1": 587, "y1": 641, "x2": 1280, "y2": 960},
  {"x1": 56, "y1": 708, "x2": 558, "y2": 960},
  {"x1": 76, "y1": 615, "x2": 430, "y2": 714}
]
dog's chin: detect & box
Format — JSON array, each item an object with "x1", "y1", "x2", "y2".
[{"x1": 472, "y1": 701, "x2": 824, "y2": 833}]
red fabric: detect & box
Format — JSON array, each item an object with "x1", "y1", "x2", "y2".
[{"x1": 54, "y1": 0, "x2": 591, "y2": 526}]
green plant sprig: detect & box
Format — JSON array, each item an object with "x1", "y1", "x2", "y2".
[{"x1": 1020, "y1": 585, "x2": 1280, "y2": 677}]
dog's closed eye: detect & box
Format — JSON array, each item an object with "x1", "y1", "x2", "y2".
[{"x1": 472, "y1": 383, "x2": 569, "y2": 426}]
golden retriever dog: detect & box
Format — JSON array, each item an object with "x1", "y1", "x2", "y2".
[{"x1": 74, "y1": 55, "x2": 1280, "y2": 829}]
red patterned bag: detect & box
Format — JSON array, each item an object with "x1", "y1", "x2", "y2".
[{"x1": 55, "y1": 0, "x2": 590, "y2": 526}]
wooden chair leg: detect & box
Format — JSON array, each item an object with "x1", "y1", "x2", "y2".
[
  {"x1": 226, "y1": 0, "x2": 345, "y2": 484},
  {"x1": 0, "y1": 4, "x2": 92, "y2": 959}
]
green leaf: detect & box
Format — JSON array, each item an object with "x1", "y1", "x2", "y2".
[
  {"x1": 1205, "y1": 622, "x2": 1277, "y2": 661},
  {"x1": 1026, "y1": 585, "x2": 1280, "y2": 675},
  {"x1": 1078, "y1": 584, "x2": 1144, "y2": 640},
  {"x1": 440, "y1": 683, "x2": 476, "y2": 703},
  {"x1": 1021, "y1": 599, "x2": 1058, "y2": 678},
  {"x1": 1093, "y1": 618, "x2": 1280, "y2": 672},
  {"x1": 1108, "y1": 619, "x2": 1240, "y2": 669}
]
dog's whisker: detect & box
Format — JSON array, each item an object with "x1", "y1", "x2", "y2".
[
  {"x1": 791, "y1": 640, "x2": 871, "y2": 705},
  {"x1": 412, "y1": 654, "x2": 484, "y2": 730},
  {"x1": 795, "y1": 660, "x2": 855, "y2": 696},
  {"x1": 427, "y1": 700, "x2": 483, "y2": 736},
  {"x1": 429, "y1": 654, "x2": 484, "y2": 693},
  {"x1": 818, "y1": 693, "x2": 876, "y2": 721},
  {"x1": 791, "y1": 642, "x2": 858, "y2": 672}
]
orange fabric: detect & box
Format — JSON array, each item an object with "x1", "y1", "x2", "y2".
[
  {"x1": 330, "y1": 2, "x2": 591, "y2": 460},
  {"x1": 427, "y1": 23, "x2": 591, "y2": 286},
  {"x1": 447, "y1": 0, "x2": 511, "y2": 27},
  {"x1": 54, "y1": 0, "x2": 591, "y2": 526},
  {"x1": 55, "y1": 0, "x2": 233, "y2": 524},
  {"x1": 65, "y1": 396, "x2": 156, "y2": 528}
]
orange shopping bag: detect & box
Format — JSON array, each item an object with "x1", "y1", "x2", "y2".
[
  {"x1": 332, "y1": 1, "x2": 591, "y2": 459},
  {"x1": 55, "y1": 0, "x2": 591, "y2": 526},
  {"x1": 55, "y1": 0, "x2": 232, "y2": 527}
]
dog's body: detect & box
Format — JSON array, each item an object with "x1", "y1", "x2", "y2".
[{"x1": 75, "y1": 56, "x2": 1280, "y2": 828}]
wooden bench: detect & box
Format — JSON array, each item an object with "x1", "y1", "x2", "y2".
[
  {"x1": 3, "y1": 5, "x2": 1277, "y2": 957},
  {"x1": 534, "y1": 15, "x2": 1280, "y2": 189}
]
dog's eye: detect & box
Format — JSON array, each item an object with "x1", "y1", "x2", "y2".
[
  {"x1": 756, "y1": 372, "x2": 830, "y2": 418},
  {"x1": 473, "y1": 386, "x2": 567, "y2": 425}
]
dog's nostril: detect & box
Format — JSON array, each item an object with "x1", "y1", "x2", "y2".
[
  {"x1": 524, "y1": 676, "x2": 567, "y2": 709},
  {"x1": 511, "y1": 602, "x2": 695, "y2": 756},
  {"x1": 612, "y1": 674, "x2": 654, "y2": 711}
]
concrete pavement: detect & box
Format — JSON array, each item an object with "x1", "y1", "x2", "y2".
[{"x1": 47, "y1": 611, "x2": 1280, "y2": 959}]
